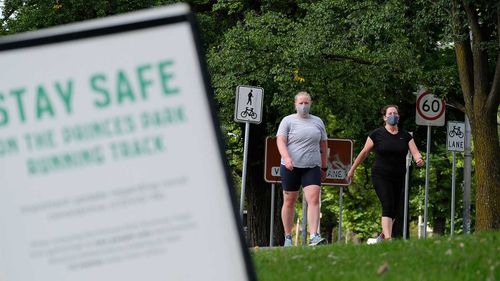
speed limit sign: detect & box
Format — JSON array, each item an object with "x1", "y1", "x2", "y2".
[{"x1": 416, "y1": 90, "x2": 446, "y2": 126}]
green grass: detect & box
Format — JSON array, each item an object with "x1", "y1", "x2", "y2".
[{"x1": 251, "y1": 231, "x2": 499, "y2": 281}]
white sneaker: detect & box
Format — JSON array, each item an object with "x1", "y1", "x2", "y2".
[{"x1": 284, "y1": 237, "x2": 293, "y2": 247}]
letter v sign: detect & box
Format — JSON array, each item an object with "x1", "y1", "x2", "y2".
[{"x1": 271, "y1": 167, "x2": 280, "y2": 176}]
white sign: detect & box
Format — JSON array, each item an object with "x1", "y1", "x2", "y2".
[
  {"x1": 0, "y1": 4, "x2": 253, "y2": 281},
  {"x1": 271, "y1": 166, "x2": 280, "y2": 176},
  {"x1": 327, "y1": 169, "x2": 346, "y2": 180},
  {"x1": 234, "y1": 85, "x2": 263, "y2": 124},
  {"x1": 447, "y1": 121, "x2": 465, "y2": 152},
  {"x1": 416, "y1": 90, "x2": 446, "y2": 126}
]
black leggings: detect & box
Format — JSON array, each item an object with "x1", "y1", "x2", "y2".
[{"x1": 372, "y1": 174, "x2": 405, "y2": 219}]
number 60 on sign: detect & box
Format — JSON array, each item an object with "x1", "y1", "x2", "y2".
[{"x1": 416, "y1": 91, "x2": 446, "y2": 127}]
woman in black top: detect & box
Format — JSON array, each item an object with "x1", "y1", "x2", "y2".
[{"x1": 347, "y1": 105, "x2": 425, "y2": 241}]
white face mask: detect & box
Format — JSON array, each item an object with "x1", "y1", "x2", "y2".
[{"x1": 296, "y1": 104, "x2": 311, "y2": 116}]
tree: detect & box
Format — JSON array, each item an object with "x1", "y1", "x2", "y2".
[
  {"x1": 450, "y1": 0, "x2": 500, "y2": 230},
  {"x1": 397, "y1": 0, "x2": 499, "y2": 232}
]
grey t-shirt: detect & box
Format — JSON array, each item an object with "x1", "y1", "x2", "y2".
[{"x1": 276, "y1": 114, "x2": 327, "y2": 168}]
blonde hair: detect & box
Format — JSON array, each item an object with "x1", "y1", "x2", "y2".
[{"x1": 294, "y1": 91, "x2": 311, "y2": 101}]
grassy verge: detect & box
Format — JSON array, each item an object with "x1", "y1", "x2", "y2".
[{"x1": 251, "y1": 231, "x2": 499, "y2": 281}]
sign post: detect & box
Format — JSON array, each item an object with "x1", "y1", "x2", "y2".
[
  {"x1": 235, "y1": 86, "x2": 264, "y2": 222},
  {"x1": 403, "y1": 133, "x2": 413, "y2": 240},
  {"x1": 463, "y1": 116, "x2": 472, "y2": 234},
  {"x1": 416, "y1": 89, "x2": 446, "y2": 238},
  {"x1": 323, "y1": 139, "x2": 353, "y2": 243},
  {"x1": 264, "y1": 137, "x2": 280, "y2": 246},
  {"x1": 447, "y1": 121, "x2": 465, "y2": 235},
  {"x1": 0, "y1": 5, "x2": 254, "y2": 281}
]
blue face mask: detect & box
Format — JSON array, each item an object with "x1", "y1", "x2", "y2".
[{"x1": 387, "y1": 115, "x2": 399, "y2": 125}]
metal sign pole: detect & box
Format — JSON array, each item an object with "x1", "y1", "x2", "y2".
[
  {"x1": 447, "y1": 120, "x2": 466, "y2": 235},
  {"x1": 235, "y1": 85, "x2": 263, "y2": 225},
  {"x1": 269, "y1": 183, "x2": 275, "y2": 246},
  {"x1": 451, "y1": 152, "x2": 456, "y2": 236},
  {"x1": 318, "y1": 188, "x2": 321, "y2": 234},
  {"x1": 239, "y1": 122, "x2": 250, "y2": 221},
  {"x1": 338, "y1": 186, "x2": 343, "y2": 244},
  {"x1": 423, "y1": 125, "x2": 431, "y2": 238},
  {"x1": 403, "y1": 147, "x2": 412, "y2": 239},
  {"x1": 463, "y1": 116, "x2": 472, "y2": 234},
  {"x1": 301, "y1": 196, "x2": 308, "y2": 245}
]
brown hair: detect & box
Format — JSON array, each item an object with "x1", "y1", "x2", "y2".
[{"x1": 381, "y1": 104, "x2": 399, "y2": 116}]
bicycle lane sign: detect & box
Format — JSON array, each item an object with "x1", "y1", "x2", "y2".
[
  {"x1": 234, "y1": 85, "x2": 264, "y2": 124},
  {"x1": 447, "y1": 121, "x2": 465, "y2": 152}
]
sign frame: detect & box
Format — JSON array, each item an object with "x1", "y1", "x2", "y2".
[
  {"x1": 234, "y1": 85, "x2": 264, "y2": 124},
  {"x1": 416, "y1": 91, "x2": 446, "y2": 126},
  {"x1": 264, "y1": 137, "x2": 282, "y2": 183},
  {"x1": 264, "y1": 137, "x2": 353, "y2": 186},
  {"x1": 447, "y1": 121, "x2": 465, "y2": 152},
  {"x1": 0, "y1": 4, "x2": 255, "y2": 281}
]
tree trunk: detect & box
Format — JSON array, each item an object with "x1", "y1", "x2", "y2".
[
  {"x1": 471, "y1": 115, "x2": 500, "y2": 230},
  {"x1": 433, "y1": 217, "x2": 446, "y2": 236},
  {"x1": 466, "y1": 0, "x2": 500, "y2": 230},
  {"x1": 452, "y1": 0, "x2": 500, "y2": 231},
  {"x1": 244, "y1": 122, "x2": 284, "y2": 247}
]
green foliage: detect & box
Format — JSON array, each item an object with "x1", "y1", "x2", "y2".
[
  {"x1": 1, "y1": 1, "x2": 136, "y2": 33},
  {"x1": 323, "y1": 185, "x2": 380, "y2": 241},
  {"x1": 411, "y1": 141, "x2": 477, "y2": 235},
  {"x1": 0, "y1": 0, "x2": 191, "y2": 34}
]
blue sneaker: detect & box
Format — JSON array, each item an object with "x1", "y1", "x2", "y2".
[
  {"x1": 375, "y1": 233, "x2": 391, "y2": 243},
  {"x1": 308, "y1": 233, "x2": 325, "y2": 246},
  {"x1": 376, "y1": 233, "x2": 385, "y2": 243},
  {"x1": 284, "y1": 236, "x2": 293, "y2": 247}
]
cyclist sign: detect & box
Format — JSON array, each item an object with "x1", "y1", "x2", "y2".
[
  {"x1": 234, "y1": 85, "x2": 264, "y2": 124},
  {"x1": 447, "y1": 121, "x2": 465, "y2": 152},
  {"x1": 416, "y1": 90, "x2": 446, "y2": 126}
]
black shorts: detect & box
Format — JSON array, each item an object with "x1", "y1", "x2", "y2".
[{"x1": 280, "y1": 165, "x2": 321, "y2": 192}]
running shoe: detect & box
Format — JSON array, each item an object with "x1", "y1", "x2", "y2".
[{"x1": 308, "y1": 233, "x2": 325, "y2": 246}]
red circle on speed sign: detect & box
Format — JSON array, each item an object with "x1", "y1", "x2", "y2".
[{"x1": 416, "y1": 92, "x2": 446, "y2": 120}]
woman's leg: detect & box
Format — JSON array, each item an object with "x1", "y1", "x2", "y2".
[
  {"x1": 301, "y1": 167, "x2": 322, "y2": 237},
  {"x1": 280, "y1": 165, "x2": 301, "y2": 236},
  {"x1": 282, "y1": 191, "x2": 299, "y2": 235},
  {"x1": 381, "y1": 216, "x2": 393, "y2": 239},
  {"x1": 303, "y1": 185, "x2": 321, "y2": 235},
  {"x1": 390, "y1": 177, "x2": 406, "y2": 238},
  {"x1": 373, "y1": 175, "x2": 395, "y2": 239}
]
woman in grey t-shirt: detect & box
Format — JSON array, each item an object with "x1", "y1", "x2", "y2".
[{"x1": 276, "y1": 91, "x2": 328, "y2": 246}]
